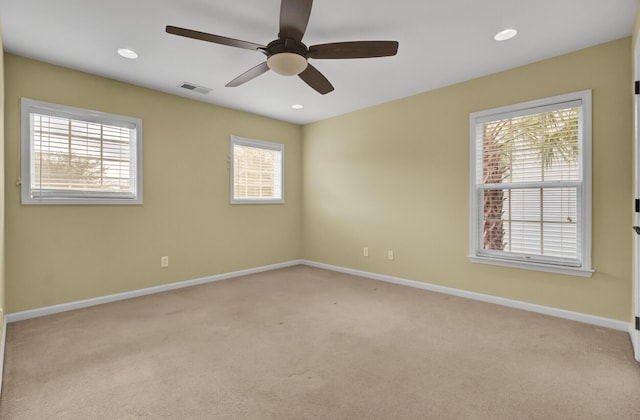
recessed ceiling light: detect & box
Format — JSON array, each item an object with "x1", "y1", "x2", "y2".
[
  {"x1": 117, "y1": 48, "x2": 138, "y2": 59},
  {"x1": 291, "y1": 104, "x2": 304, "y2": 110},
  {"x1": 494, "y1": 28, "x2": 518, "y2": 42}
]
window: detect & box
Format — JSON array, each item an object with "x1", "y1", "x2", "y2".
[
  {"x1": 230, "y1": 136, "x2": 284, "y2": 204},
  {"x1": 21, "y1": 98, "x2": 143, "y2": 205},
  {"x1": 469, "y1": 90, "x2": 592, "y2": 276}
]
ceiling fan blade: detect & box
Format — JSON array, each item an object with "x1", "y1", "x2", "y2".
[
  {"x1": 279, "y1": 0, "x2": 313, "y2": 42},
  {"x1": 166, "y1": 26, "x2": 266, "y2": 52},
  {"x1": 298, "y1": 64, "x2": 334, "y2": 95},
  {"x1": 308, "y1": 41, "x2": 399, "y2": 59},
  {"x1": 226, "y1": 62, "x2": 270, "y2": 87}
]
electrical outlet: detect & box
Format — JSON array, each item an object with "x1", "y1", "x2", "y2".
[
  {"x1": 363, "y1": 247, "x2": 369, "y2": 257},
  {"x1": 160, "y1": 256, "x2": 169, "y2": 268},
  {"x1": 387, "y1": 250, "x2": 394, "y2": 260}
]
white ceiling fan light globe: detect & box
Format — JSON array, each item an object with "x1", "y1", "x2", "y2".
[{"x1": 267, "y1": 52, "x2": 308, "y2": 76}]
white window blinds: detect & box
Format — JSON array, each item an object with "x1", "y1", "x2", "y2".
[
  {"x1": 230, "y1": 136, "x2": 284, "y2": 204},
  {"x1": 21, "y1": 98, "x2": 143, "y2": 204},
  {"x1": 469, "y1": 90, "x2": 592, "y2": 276}
]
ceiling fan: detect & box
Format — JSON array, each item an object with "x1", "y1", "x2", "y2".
[{"x1": 166, "y1": 0, "x2": 399, "y2": 94}]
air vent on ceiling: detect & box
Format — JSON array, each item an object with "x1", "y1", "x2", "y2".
[{"x1": 179, "y1": 82, "x2": 212, "y2": 95}]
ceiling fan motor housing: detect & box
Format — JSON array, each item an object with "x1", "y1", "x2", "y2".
[{"x1": 266, "y1": 38, "x2": 307, "y2": 57}]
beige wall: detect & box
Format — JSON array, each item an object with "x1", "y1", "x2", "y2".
[
  {"x1": 303, "y1": 38, "x2": 632, "y2": 321},
  {"x1": 3, "y1": 38, "x2": 634, "y2": 323},
  {"x1": 4, "y1": 54, "x2": 303, "y2": 313}
]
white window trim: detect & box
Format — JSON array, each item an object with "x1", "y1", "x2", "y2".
[
  {"x1": 230, "y1": 136, "x2": 284, "y2": 204},
  {"x1": 20, "y1": 98, "x2": 143, "y2": 205},
  {"x1": 468, "y1": 90, "x2": 593, "y2": 277}
]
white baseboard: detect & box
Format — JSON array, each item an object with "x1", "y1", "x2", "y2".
[
  {"x1": 630, "y1": 324, "x2": 639, "y2": 362},
  {"x1": 4, "y1": 258, "x2": 631, "y2": 334},
  {"x1": 5, "y1": 260, "x2": 303, "y2": 323},
  {"x1": 301, "y1": 260, "x2": 631, "y2": 332},
  {"x1": 0, "y1": 317, "x2": 7, "y2": 398}
]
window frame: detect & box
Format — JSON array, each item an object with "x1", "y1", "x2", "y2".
[
  {"x1": 230, "y1": 136, "x2": 284, "y2": 205},
  {"x1": 20, "y1": 98, "x2": 143, "y2": 205},
  {"x1": 468, "y1": 90, "x2": 593, "y2": 277}
]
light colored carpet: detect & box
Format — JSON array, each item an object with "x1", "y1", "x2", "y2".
[{"x1": 1, "y1": 265, "x2": 639, "y2": 419}]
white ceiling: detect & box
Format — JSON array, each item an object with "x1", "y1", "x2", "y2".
[{"x1": 0, "y1": 0, "x2": 635, "y2": 125}]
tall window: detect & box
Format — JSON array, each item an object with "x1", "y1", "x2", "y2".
[
  {"x1": 230, "y1": 136, "x2": 284, "y2": 204},
  {"x1": 469, "y1": 90, "x2": 592, "y2": 276},
  {"x1": 21, "y1": 98, "x2": 143, "y2": 205}
]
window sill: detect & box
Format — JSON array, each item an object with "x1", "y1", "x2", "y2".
[
  {"x1": 468, "y1": 255, "x2": 594, "y2": 277},
  {"x1": 22, "y1": 198, "x2": 142, "y2": 205},
  {"x1": 230, "y1": 200, "x2": 284, "y2": 205},
  {"x1": 22, "y1": 188, "x2": 142, "y2": 205}
]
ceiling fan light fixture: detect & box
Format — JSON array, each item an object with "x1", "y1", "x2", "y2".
[{"x1": 267, "y1": 52, "x2": 308, "y2": 76}]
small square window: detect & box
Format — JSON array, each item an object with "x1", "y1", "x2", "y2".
[
  {"x1": 21, "y1": 98, "x2": 143, "y2": 205},
  {"x1": 230, "y1": 136, "x2": 284, "y2": 204}
]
